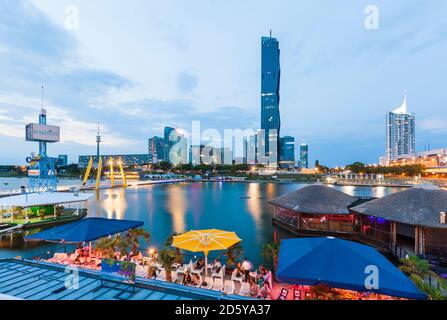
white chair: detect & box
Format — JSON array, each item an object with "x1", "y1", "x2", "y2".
[
  {"x1": 135, "y1": 265, "x2": 148, "y2": 278},
  {"x1": 173, "y1": 264, "x2": 190, "y2": 283},
  {"x1": 211, "y1": 265, "x2": 226, "y2": 291},
  {"x1": 230, "y1": 269, "x2": 244, "y2": 294},
  {"x1": 239, "y1": 282, "x2": 251, "y2": 296}
]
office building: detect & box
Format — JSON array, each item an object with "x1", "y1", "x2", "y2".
[
  {"x1": 279, "y1": 136, "x2": 295, "y2": 169},
  {"x1": 148, "y1": 136, "x2": 165, "y2": 163},
  {"x1": 56, "y1": 154, "x2": 68, "y2": 167},
  {"x1": 300, "y1": 143, "x2": 309, "y2": 169},
  {"x1": 78, "y1": 154, "x2": 152, "y2": 168}
]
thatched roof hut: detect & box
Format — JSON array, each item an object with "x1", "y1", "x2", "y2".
[
  {"x1": 269, "y1": 184, "x2": 359, "y2": 215},
  {"x1": 351, "y1": 184, "x2": 447, "y2": 229}
]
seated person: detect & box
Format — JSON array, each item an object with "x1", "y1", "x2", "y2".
[
  {"x1": 212, "y1": 258, "x2": 222, "y2": 274},
  {"x1": 182, "y1": 271, "x2": 192, "y2": 285},
  {"x1": 235, "y1": 262, "x2": 244, "y2": 278},
  {"x1": 191, "y1": 273, "x2": 201, "y2": 286},
  {"x1": 249, "y1": 278, "x2": 261, "y2": 298},
  {"x1": 260, "y1": 281, "x2": 271, "y2": 300},
  {"x1": 193, "y1": 258, "x2": 205, "y2": 271}
]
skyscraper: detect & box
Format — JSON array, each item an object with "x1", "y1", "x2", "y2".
[
  {"x1": 300, "y1": 143, "x2": 309, "y2": 169},
  {"x1": 386, "y1": 94, "x2": 415, "y2": 162},
  {"x1": 279, "y1": 136, "x2": 295, "y2": 169},
  {"x1": 164, "y1": 127, "x2": 188, "y2": 165},
  {"x1": 163, "y1": 127, "x2": 175, "y2": 162},
  {"x1": 261, "y1": 32, "x2": 281, "y2": 165},
  {"x1": 148, "y1": 136, "x2": 165, "y2": 163}
]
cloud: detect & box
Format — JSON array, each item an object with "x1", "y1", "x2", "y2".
[
  {"x1": 419, "y1": 116, "x2": 447, "y2": 132},
  {"x1": 177, "y1": 71, "x2": 199, "y2": 94}
]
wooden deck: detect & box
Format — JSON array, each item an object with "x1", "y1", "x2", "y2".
[{"x1": 0, "y1": 259, "x2": 252, "y2": 300}]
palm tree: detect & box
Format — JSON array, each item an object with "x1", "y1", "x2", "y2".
[
  {"x1": 165, "y1": 232, "x2": 183, "y2": 264},
  {"x1": 125, "y1": 228, "x2": 150, "y2": 255},
  {"x1": 225, "y1": 243, "x2": 243, "y2": 269},
  {"x1": 159, "y1": 249, "x2": 176, "y2": 282},
  {"x1": 261, "y1": 242, "x2": 280, "y2": 268},
  {"x1": 399, "y1": 255, "x2": 447, "y2": 300},
  {"x1": 95, "y1": 237, "x2": 116, "y2": 258}
]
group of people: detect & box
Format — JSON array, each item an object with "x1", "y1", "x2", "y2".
[{"x1": 179, "y1": 256, "x2": 273, "y2": 299}]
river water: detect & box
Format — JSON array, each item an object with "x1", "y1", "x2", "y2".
[{"x1": 0, "y1": 178, "x2": 403, "y2": 266}]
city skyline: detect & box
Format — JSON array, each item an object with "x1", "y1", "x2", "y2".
[{"x1": 1, "y1": 1, "x2": 447, "y2": 166}]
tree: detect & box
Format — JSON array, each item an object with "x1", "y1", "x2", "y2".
[
  {"x1": 159, "y1": 161, "x2": 172, "y2": 172},
  {"x1": 159, "y1": 249, "x2": 177, "y2": 282},
  {"x1": 261, "y1": 242, "x2": 280, "y2": 268},
  {"x1": 399, "y1": 256, "x2": 447, "y2": 300},
  {"x1": 345, "y1": 162, "x2": 366, "y2": 174},
  {"x1": 225, "y1": 243, "x2": 243, "y2": 269},
  {"x1": 125, "y1": 228, "x2": 150, "y2": 255},
  {"x1": 95, "y1": 237, "x2": 117, "y2": 259},
  {"x1": 165, "y1": 232, "x2": 183, "y2": 264}
]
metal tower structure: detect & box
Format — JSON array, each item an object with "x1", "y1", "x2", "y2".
[
  {"x1": 26, "y1": 87, "x2": 60, "y2": 192},
  {"x1": 96, "y1": 121, "x2": 101, "y2": 165}
]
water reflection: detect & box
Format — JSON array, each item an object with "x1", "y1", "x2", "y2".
[
  {"x1": 246, "y1": 183, "x2": 262, "y2": 228},
  {"x1": 166, "y1": 185, "x2": 186, "y2": 234},
  {"x1": 101, "y1": 188, "x2": 128, "y2": 219},
  {"x1": 0, "y1": 181, "x2": 403, "y2": 264}
]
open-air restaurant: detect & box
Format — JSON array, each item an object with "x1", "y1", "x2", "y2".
[{"x1": 0, "y1": 213, "x2": 429, "y2": 301}]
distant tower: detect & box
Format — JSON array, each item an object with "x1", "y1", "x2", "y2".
[
  {"x1": 261, "y1": 31, "x2": 281, "y2": 166},
  {"x1": 386, "y1": 92, "x2": 416, "y2": 162},
  {"x1": 96, "y1": 122, "x2": 101, "y2": 164}
]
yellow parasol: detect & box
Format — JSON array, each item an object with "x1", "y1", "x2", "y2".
[{"x1": 172, "y1": 229, "x2": 241, "y2": 276}]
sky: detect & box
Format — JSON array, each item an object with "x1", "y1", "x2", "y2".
[{"x1": 0, "y1": 0, "x2": 446, "y2": 166}]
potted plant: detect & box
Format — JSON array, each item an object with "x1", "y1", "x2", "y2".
[
  {"x1": 225, "y1": 243, "x2": 243, "y2": 272},
  {"x1": 159, "y1": 249, "x2": 176, "y2": 283},
  {"x1": 165, "y1": 232, "x2": 183, "y2": 264},
  {"x1": 125, "y1": 228, "x2": 150, "y2": 256}
]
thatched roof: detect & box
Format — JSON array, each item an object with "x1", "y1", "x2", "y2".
[
  {"x1": 351, "y1": 184, "x2": 447, "y2": 228},
  {"x1": 268, "y1": 184, "x2": 358, "y2": 215}
]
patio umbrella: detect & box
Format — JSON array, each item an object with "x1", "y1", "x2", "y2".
[
  {"x1": 172, "y1": 229, "x2": 241, "y2": 276},
  {"x1": 276, "y1": 237, "x2": 427, "y2": 299}
]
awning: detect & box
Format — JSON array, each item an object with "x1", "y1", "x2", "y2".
[
  {"x1": 25, "y1": 217, "x2": 144, "y2": 243},
  {"x1": 276, "y1": 237, "x2": 426, "y2": 299},
  {"x1": 0, "y1": 192, "x2": 93, "y2": 208}
]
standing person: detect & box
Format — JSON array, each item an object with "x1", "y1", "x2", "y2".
[{"x1": 241, "y1": 257, "x2": 253, "y2": 282}]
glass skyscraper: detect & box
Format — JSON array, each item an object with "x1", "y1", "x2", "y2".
[
  {"x1": 386, "y1": 95, "x2": 415, "y2": 162},
  {"x1": 261, "y1": 34, "x2": 281, "y2": 165},
  {"x1": 163, "y1": 127, "x2": 175, "y2": 162},
  {"x1": 148, "y1": 136, "x2": 165, "y2": 163},
  {"x1": 300, "y1": 143, "x2": 309, "y2": 169},
  {"x1": 279, "y1": 136, "x2": 295, "y2": 162}
]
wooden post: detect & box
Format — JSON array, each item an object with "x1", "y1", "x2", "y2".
[
  {"x1": 391, "y1": 222, "x2": 397, "y2": 246},
  {"x1": 415, "y1": 226, "x2": 425, "y2": 255}
]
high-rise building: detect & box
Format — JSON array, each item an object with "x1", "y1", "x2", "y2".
[
  {"x1": 386, "y1": 94, "x2": 415, "y2": 162},
  {"x1": 300, "y1": 143, "x2": 309, "y2": 169},
  {"x1": 279, "y1": 136, "x2": 295, "y2": 170},
  {"x1": 148, "y1": 136, "x2": 165, "y2": 163},
  {"x1": 164, "y1": 127, "x2": 188, "y2": 165},
  {"x1": 261, "y1": 33, "x2": 281, "y2": 165},
  {"x1": 163, "y1": 127, "x2": 175, "y2": 162}
]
